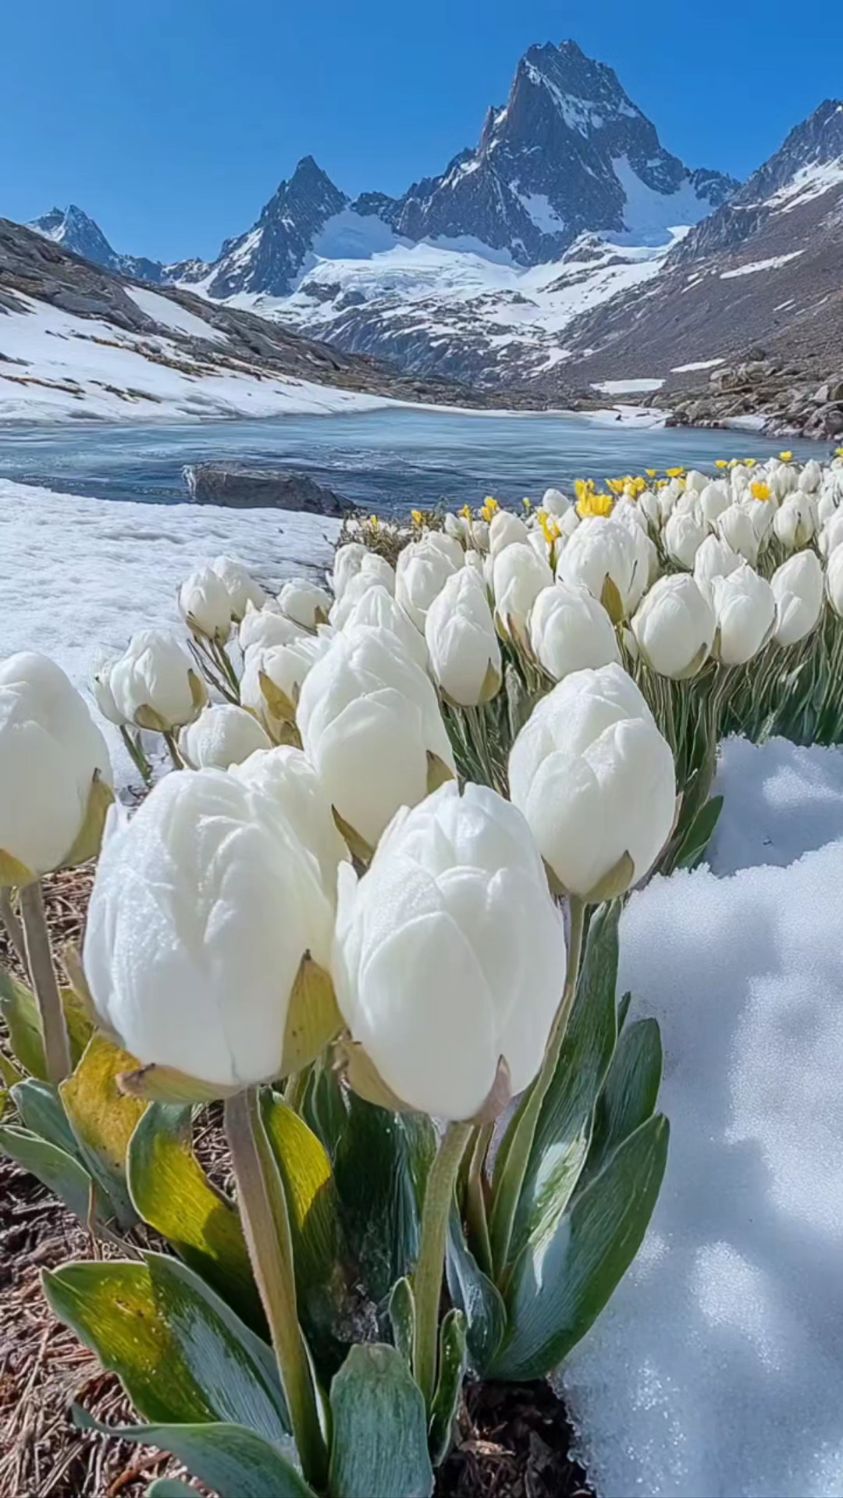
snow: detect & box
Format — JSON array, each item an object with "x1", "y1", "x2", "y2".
[
  {"x1": 0, "y1": 291, "x2": 395, "y2": 423},
  {"x1": 0, "y1": 479, "x2": 340, "y2": 783},
  {"x1": 720, "y1": 251, "x2": 805, "y2": 279},
  {"x1": 514, "y1": 191, "x2": 567, "y2": 235},
  {"x1": 767, "y1": 157, "x2": 843, "y2": 212},
  {"x1": 308, "y1": 208, "x2": 406, "y2": 263},
  {"x1": 591, "y1": 377, "x2": 665, "y2": 394},
  {"x1": 560, "y1": 734, "x2": 843, "y2": 1498},
  {"x1": 124, "y1": 285, "x2": 229, "y2": 344},
  {"x1": 671, "y1": 357, "x2": 725, "y2": 373},
  {"x1": 612, "y1": 156, "x2": 712, "y2": 245}
]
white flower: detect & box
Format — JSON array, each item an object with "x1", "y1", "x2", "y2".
[
  {"x1": 444, "y1": 512, "x2": 469, "y2": 541},
  {"x1": 178, "y1": 704, "x2": 271, "y2": 769},
  {"x1": 698, "y1": 481, "x2": 730, "y2": 527},
  {"x1": 332, "y1": 782, "x2": 566, "y2": 1120},
  {"x1": 333, "y1": 550, "x2": 395, "y2": 601},
  {"x1": 710, "y1": 564, "x2": 776, "y2": 665},
  {"x1": 826, "y1": 546, "x2": 843, "y2": 617},
  {"x1": 297, "y1": 625, "x2": 455, "y2": 849},
  {"x1": 0, "y1": 652, "x2": 112, "y2": 880},
  {"x1": 241, "y1": 635, "x2": 330, "y2": 729},
  {"x1": 468, "y1": 518, "x2": 490, "y2": 551},
  {"x1": 493, "y1": 542, "x2": 553, "y2": 640},
  {"x1": 801, "y1": 459, "x2": 822, "y2": 493},
  {"x1": 277, "y1": 577, "x2": 333, "y2": 630},
  {"x1": 555, "y1": 517, "x2": 644, "y2": 621},
  {"x1": 529, "y1": 583, "x2": 620, "y2": 682},
  {"x1": 631, "y1": 574, "x2": 715, "y2": 679},
  {"x1": 716, "y1": 504, "x2": 759, "y2": 566},
  {"x1": 820, "y1": 510, "x2": 843, "y2": 558},
  {"x1": 463, "y1": 550, "x2": 487, "y2": 581},
  {"x1": 92, "y1": 660, "x2": 125, "y2": 726},
  {"x1": 542, "y1": 488, "x2": 570, "y2": 516},
  {"x1": 110, "y1": 630, "x2": 206, "y2": 732},
  {"x1": 489, "y1": 510, "x2": 529, "y2": 556},
  {"x1": 558, "y1": 507, "x2": 581, "y2": 539},
  {"x1": 424, "y1": 531, "x2": 465, "y2": 569},
  {"x1": 395, "y1": 541, "x2": 456, "y2": 629},
  {"x1": 328, "y1": 559, "x2": 396, "y2": 624},
  {"x1": 425, "y1": 568, "x2": 501, "y2": 706},
  {"x1": 338, "y1": 583, "x2": 428, "y2": 670},
  {"x1": 612, "y1": 498, "x2": 648, "y2": 535},
  {"x1": 770, "y1": 551, "x2": 824, "y2": 646},
  {"x1": 233, "y1": 745, "x2": 349, "y2": 900},
  {"x1": 743, "y1": 496, "x2": 775, "y2": 545},
  {"x1": 331, "y1": 542, "x2": 369, "y2": 599},
  {"x1": 664, "y1": 506, "x2": 708, "y2": 570},
  {"x1": 685, "y1": 469, "x2": 708, "y2": 494},
  {"x1": 210, "y1": 557, "x2": 266, "y2": 620},
  {"x1": 83, "y1": 770, "x2": 335, "y2": 1090},
  {"x1": 179, "y1": 566, "x2": 233, "y2": 643},
  {"x1": 509, "y1": 663, "x2": 675, "y2": 900},
  {"x1": 693, "y1": 534, "x2": 742, "y2": 602},
  {"x1": 773, "y1": 494, "x2": 816, "y2": 551},
  {"x1": 238, "y1": 605, "x2": 304, "y2": 655},
  {"x1": 638, "y1": 489, "x2": 662, "y2": 530}
]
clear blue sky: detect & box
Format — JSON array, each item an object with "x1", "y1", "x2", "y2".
[{"x1": 2, "y1": 0, "x2": 841, "y2": 262}]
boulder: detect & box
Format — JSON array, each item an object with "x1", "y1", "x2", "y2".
[{"x1": 182, "y1": 463, "x2": 353, "y2": 515}]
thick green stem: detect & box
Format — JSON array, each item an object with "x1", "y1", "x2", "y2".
[
  {"x1": 19, "y1": 881, "x2": 72, "y2": 1084},
  {"x1": 413, "y1": 1120, "x2": 472, "y2": 1409},
  {"x1": 163, "y1": 731, "x2": 184, "y2": 771},
  {"x1": 224, "y1": 1087, "x2": 327, "y2": 1489},
  {"x1": 489, "y1": 897, "x2": 586, "y2": 1280},
  {"x1": 0, "y1": 888, "x2": 29, "y2": 976},
  {"x1": 464, "y1": 1122, "x2": 494, "y2": 1279}
]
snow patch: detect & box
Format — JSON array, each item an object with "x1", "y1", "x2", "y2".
[
  {"x1": 591, "y1": 377, "x2": 664, "y2": 394},
  {"x1": 720, "y1": 251, "x2": 805, "y2": 279},
  {"x1": 767, "y1": 157, "x2": 843, "y2": 212},
  {"x1": 125, "y1": 286, "x2": 229, "y2": 344},
  {"x1": 671, "y1": 358, "x2": 725, "y2": 373}
]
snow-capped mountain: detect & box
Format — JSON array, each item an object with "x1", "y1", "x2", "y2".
[{"x1": 29, "y1": 204, "x2": 171, "y2": 285}]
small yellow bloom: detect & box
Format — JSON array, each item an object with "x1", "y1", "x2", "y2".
[
  {"x1": 666, "y1": 467, "x2": 686, "y2": 480},
  {"x1": 369, "y1": 514, "x2": 380, "y2": 530},
  {"x1": 459, "y1": 504, "x2": 472, "y2": 520},
  {"x1": 573, "y1": 477, "x2": 595, "y2": 504},
  {"x1": 646, "y1": 468, "x2": 658, "y2": 478},
  {"x1": 577, "y1": 493, "x2": 614, "y2": 519},
  {"x1": 606, "y1": 477, "x2": 626, "y2": 495},
  {"x1": 779, "y1": 451, "x2": 794, "y2": 463},
  {"x1": 480, "y1": 496, "x2": 500, "y2": 523},
  {"x1": 538, "y1": 511, "x2": 561, "y2": 543},
  {"x1": 750, "y1": 480, "x2": 772, "y2": 502},
  {"x1": 411, "y1": 509, "x2": 424, "y2": 526},
  {"x1": 522, "y1": 497, "x2": 533, "y2": 511},
  {"x1": 715, "y1": 460, "x2": 729, "y2": 470},
  {"x1": 744, "y1": 458, "x2": 757, "y2": 468},
  {"x1": 836, "y1": 447, "x2": 843, "y2": 459}
]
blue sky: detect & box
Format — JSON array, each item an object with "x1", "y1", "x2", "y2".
[{"x1": 2, "y1": 0, "x2": 841, "y2": 262}]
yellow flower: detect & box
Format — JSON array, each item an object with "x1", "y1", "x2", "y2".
[
  {"x1": 573, "y1": 477, "x2": 595, "y2": 504},
  {"x1": 750, "y1": 480, "x2": 772, "y2": 502},
  {"x1": 369, "y1": 514, "x2": 380, "y2": 530},
  {"x1": 836, "y1": 447, "x2": 843, "y2": 459},
  {"x1": 522, "y1": 497, "x2": 533, "y2": 511},
  {"x1": 538, "y1": 511, "x2": 561, "y2": 543},
  {"x1": 779, "y1": 451, "x2": 794, "y2": 463},
  {"x1": 459, "y1": 504, "x2": 472, "y2": 520},
  {"x1": 480, "y1": 496, "x2": 500, "y2": 523},
  {"x1": 744, "y1": 458, "x2": 757, "y2": 468},
  {"x1": 411, "y1": 509, "x2": 424, "y2": 526},
  {"x1": 666, "y1": 467, "x2": 686, "y2": 480},
  {"x1": 606, "y1": 477, "x2": 626, "y2": 496},
  {"x1": 646, "y1": 468, "x2": 658, "y2": 478},
  {"x1": 715, "y1": 459, "x2": 729, "y2": 470},
  {"x1": 577, "y1": 493, "x2": 614, "y2": 519}
]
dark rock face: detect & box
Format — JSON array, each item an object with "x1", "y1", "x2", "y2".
[
  {"x1": 183, "y1": 463, "x2": 352, "y2": 514},
  {"x1": 29, "y1": 204, "x2": 170, "y2": 285},
  {"x1": 204, "y1": 158, "x2": 349, "y2": 299}
]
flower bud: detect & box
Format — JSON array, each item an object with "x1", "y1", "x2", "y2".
[
  {"x1": 424, "y1": 531, "x2": 465, "y2": 569},
  {"x1": 84, "y1": 770, "x2": 336, "y2": 1094},
  {"x1": 92, "y1": 660, "x2": 125, "y2": 726},
  {"x1": 826, "y1": 546, "x2": 843, "y2": 617},
  {"x1": 178, "y1": 704, "x2": 271, "y2": 769},
  {"x1": 542, "y1": 488, "x2": 570, "y2": 516},
  {"x1": 331, "y1": 542, "x2": 368, "y2": 599},
  {"x1": 555, "y1": 517, "x2": 643, "y2": 622},
  {"x1": 529, "y1": 583, "x2": 620, "y2": 682},
  {"x1": 801, "y1": 460, "x2": 822, "y2": 493},
  {"x1": 489, "y1": 510, "x2": 529, "y2": 556},
  {"x1": 338, "y1": 584, "x2": 428, "y2": 670},
  {"x1": 1, "y1": 653, "x2": 112, "y2": 884},
  {"x1": 297, "y1": 625, "x2": 455, "y2": 851},
  {"x1": 425, "y1": 568, "x2": 501, "y2": 706},
  {"x1": 716, "y1": 505, "x2": 759, "y2": 566},
  {"x1": 395, "y1": 541, "x2": 456, "y2": 628},
  {"x1": 179, "y1": 566, "x2": 233, "y2": 643},
  {"x1": 493, "y1": 542, "x2": 553, "y2": 641},
  {"x1": 210, "y1": 556, "x2": 266, "y2": 620},
  {"x1": 509, "y1": 663, "x2": 676, "y2": 901},
  {"x1": 233, "y1": 745, "x2": 349, "y2": 900},
  {"x1": 111, "y1": 630, "x2": 207, "y2": 732},
  {"x1": 710, "y1": 564, "x2": 776, "y2": 665},
  {"x1": 241, "y1": 636, "x2": 329, "y2": 732},
  {"x1": 698, "y1": 481, "x2": 730, "y2": 526},
  {"x1": 770, "y1": 551, "x2": 824, "y2": 646},
  {"x1": 631, "y1": 574, "x2": 715, "y2": 679},
  {"x1": 773, "y1": 494, "x2": 817, "y2": 551},
  {"x1": 238, "y1": 604, "x2": 304, "y2": 654},
  {"x1": 693, "y1": 535, "x2": 742, "y2": 602},
  {"x1": 277, "y1": 577, "x2": 333, "y2": 630},
  {"x1": 332, "y1": 782, "x2": 566, "y2": 1120},
  {"x1": 664, "y1": 506, "x2": 708, "y2": 570}
]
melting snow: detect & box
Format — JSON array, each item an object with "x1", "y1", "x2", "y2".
[
  {"x1": 124, "y1": 286, "x2": 229, "y2": 344},
  {"x1": 767, "y1": 157, "x2": 843, "y2": 212},
  {"x1": 671, "y1": 358, "x2": 725, "y2": 373},
  {"x1": 720, "y1": 251, "x2": 805, "y2": 279},
  {"x1": 591, "y1": 377, "x2": 664, "y2": 393}
]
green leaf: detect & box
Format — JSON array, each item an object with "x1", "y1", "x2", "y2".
[
  {"x1": 388, "y1": 1276, "x2": 416, "y2": 1368},
  {"x1": 584, "y1": 1019, "x2": 663, "y2": 1184},
  {"x1": 302, "y1": 1060, "x2": 348, "y2": 1162},
  {"x1": 44, "y1": 1251, "x2": 289, "y2": 1439},
  {"x1": 0, "y1": 969, "x2": 93, "y2": 1079},
  {"x1": 334, "y1": 1096, "x2": 437, "y2": 1306},
  {"x1": 145, "y1": 1482, "x2": 197, "y2": 1497},
  {"x1": 676, "y1": 794, "x2": 724, "y2": 869},
  {"x1": 328, "y1": 1344, "x2": 434, "y2": 1498},
  {"x1": 73, "y1": 1409, "x2": 314, "y2": 1498},
  {"x1": 12, "y1": 1078, "x2": 78, "y2": 1155},
  {"x1": 446, "y1": 1209, "x2": 506, "y2": 1375},
  {"x1": 491, "y1": 1115, "x2": 669, "y2": 1380},
  {"x1": 128, "y1": 1103, "x2": 264, "y2": 1334},
  {"x1": 428, "y1": 1310, "x2": 468, "y2": 1468},
  {"x1": 60, "y1": 1031, "x2": 146, "y2": 1229},
  {"x1": 0, "y1": 1124, "x2": 93, "y2": 1220},
  {"x1": 507, "y1": 903, "x2": 620, "y2": 1264}
]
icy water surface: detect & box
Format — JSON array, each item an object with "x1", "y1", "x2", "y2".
[{"x1": 0, "y1": 407, "x2": 825, "y2": 511}]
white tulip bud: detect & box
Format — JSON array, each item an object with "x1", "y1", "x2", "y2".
[
  {"x1": 0, "y1": 653, "x2": 113, "y2": 884},
  {"x1": 770, "y1": 551, "x2": 824, "y2": 646},
  {"x1": 743, "y1": 496, "x2": 776, "y2": 545},
  {"x1": 443, "y1": 512, "x2": 468, "y2": 541},
  {"x1": 468, "y1": 518, "x2": 490, "y2": 551},
  {"x1": 178, "y1": 704, "x2": 271, "y2": 770},
  {"x1": 631, "y1": 574, "x2": 715, "y2": 679},
  {"x1": 773, "y1": 494, "x2": 816, "y2": 551},
  {"x1": 558, "y1": 506, "x2": 581, "y2": 539},
  {"x1": 241, "y1": 636, "x2": 329, "y2": 730},
  {"x1": 612, "y1": 498, "x2": 648, "y2": 535},
  {"x1": 493, "y1": 542, "x2": 553, "y2": 641},
  {"x1": 817, "y1": 493, "x2": 838, "y2": 525},
  {"x1": 332, "y1": 781, "x2": 567, "y2": 1120},
  {"x1": 509, "y1": 663, "x2": 676, "y2": 900},
  {"x1": 801, "y1": 460, "x2": 822, "y2": 493},
  {"x1": 463, "y1": 550, "x2": 487, "y2": 580},
  {"x1": 424, "y1": 531, "x2": 465, "y2": 569},
  {"x1": 425, "y1": 568, "x2": 501, "y2": 706},
  {"x1": 710, "y1": 564, "x2": 776, "y2": 665},
  {"x1": 637, "y1": 489, "x2": 661, "y2": 530},
  {"x1": 84, "y1": 770, "x2": 336, "y2": 1092},
  {"x1": 338, "y1": 584, "x2": 428, "y2": 670},
  {"x1": 179, "y1": 566, "x2": 233, "y2": 643},
  {"x1": 716, "y1": 504, "x2": 759, "y2": 566},
  {"x1": 826, "y1": 547, "x2": 843, "y2": 617},
  {"x1": 233, "y1": 745, "x2": 349, "y2": 900},
  {"x1": 664, "y1": 506, "x2": 708, "y2": 570},
  {"x1": 92, "y1": 660, "x2": 125, "y2": 726},
  {"x1": 297, "y1": 625, "x2": 456, "y2": 850},
  {"x1": 819, "y1": 510, "x2": 843, "y2": 558},
  {"x1": 238, "y1": 605, "x2": 304, "y2": 655},
  {"x1": 526, "y1": 528, "x2": 553, "y2": 566},
  {"x1": 111, "y1": 630, "x2": 207, "y2": 732},
  {"x1": 395, "y1": 541, "x2": 456, "y2": 629},
  {"x1": 698, "y1": 481, "x2": 730, "y2": 527},
  {"x1": 542, "y1": 488, "x2": 570, "y2": 516},
  {"x1": 555, "y1": 517, "x2": 643, "y2": 622},
  {"x1": 693, "y1": 534, "x2": 742, "y2": 603},
  {"x1": 529, "y1": 583, "x2": 620, "y2": 682},
  {"x1": 210, "y1": 556, "x2": 265, "y2": 621},
  {"x1": 489, "y1": 510, "x2": 529, "y2": 556},
  {"x1": 277, "y1": 577, "x2": 333, "y2": 630},
  {"x1": 685, "y1": 469, "x2": 707, "y2": 494},
  {"x1": 331, "y1": 542, "x2": 369, "y2": 599}
]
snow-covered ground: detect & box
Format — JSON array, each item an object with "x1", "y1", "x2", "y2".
[{"x1": 562, "y1": 733, "x2": 843, "y2": 1498}]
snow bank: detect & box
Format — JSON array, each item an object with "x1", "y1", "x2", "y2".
[
  {"x1": 0, "y1": 480, "x2": 339, "y2": 781},
  {"x1": 561, "y1": 736, "x2": 843, "y2": 1498}
]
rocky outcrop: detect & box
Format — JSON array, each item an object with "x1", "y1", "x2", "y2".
[
  {"x1": 654, "y1": 358, "x2": 843, "y2": 440},
  {"x1": 183, "y1": 463, "x2": 352, "y2": 514}
]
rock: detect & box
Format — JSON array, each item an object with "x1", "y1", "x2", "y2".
[
  {"x1": 182, "y1": 463, "x2": 353, "y2": 515},
  {"x1": 803, "y1": 404, "x2": 843, "y2": 439}
]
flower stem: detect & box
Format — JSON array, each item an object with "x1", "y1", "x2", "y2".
[
  {"x1": 0, "y1": 888, "x2": 30, "y2": 977},
  {"x1": 224, "y1": 1087, "x2": 327, "y2": 1489},
  {"x1": 163, "y1": 731, "x2": 183, "y2": 770},
  {"x1": 19, "y1": 881, "x2": 72, "y2": 1084},
  {"x1": 120, "y1": 726, "x2": 152, "y2": 786},
  {"x1": 464, "y1": 1121, "x2": 494, "y2": 1278},
  {"x1": 489, "y1": 896, "x2": 586, "y2": 1281},
  {"x1": 413, "y1": 1120, "x2": 472, "y2": 1409}
]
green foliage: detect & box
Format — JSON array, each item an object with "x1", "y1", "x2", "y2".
[{"x1": 328, "y1": 1344, "x2": 434, "y2": 1498}]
